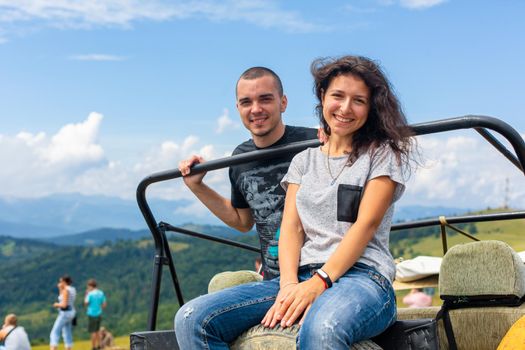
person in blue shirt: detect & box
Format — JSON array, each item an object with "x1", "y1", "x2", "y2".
[{"x1": 84, "y1": 279, "x2": 107, "y2": 350}]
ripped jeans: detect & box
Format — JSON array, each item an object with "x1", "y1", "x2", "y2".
[{"x1": 174, "y1": 262, "x2": 396, "y2": 350}]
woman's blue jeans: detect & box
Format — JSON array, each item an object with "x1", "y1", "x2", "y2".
[
  {"x1": 174, "y1": 263, "x2": 396, "y2": 350},
  {"x1": 49, "y1": 309, "x2": 75, "y2": 347}
]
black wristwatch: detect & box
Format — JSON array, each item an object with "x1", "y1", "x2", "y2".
[{"x1": 315, "y1": 268, "x2": 333, "y2": 289}]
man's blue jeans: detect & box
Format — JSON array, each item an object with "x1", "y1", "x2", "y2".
[{"x1": 174, "y1": 263, "x2": 396, "y2": 350}]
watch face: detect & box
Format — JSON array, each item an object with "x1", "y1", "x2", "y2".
[{"x1": 317, "y1": 269, "x2": 327, "y2": 278}]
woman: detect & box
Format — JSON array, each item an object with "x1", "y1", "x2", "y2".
[
  {"x1": 50, "y1": 275, "x2": 77, "y2": 350},
  {"x1": 175, "y1": 55, "x2": 413, "y2": 349}
]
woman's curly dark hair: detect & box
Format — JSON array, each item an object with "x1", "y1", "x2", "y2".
[{"x1": 311, "y1": 55, "x2": 413, "y2": 164}]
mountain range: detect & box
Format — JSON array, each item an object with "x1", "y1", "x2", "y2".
[{"x1": 0, "y1": 193, "x2": 467, "y2": 239}]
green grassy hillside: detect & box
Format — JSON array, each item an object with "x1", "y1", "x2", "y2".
[
  {"x1": 0, "y1": 231, "x2": 259, "y2": 345},
  {"x1": 389, "y1": 208, "x2": 525, "y2": 259}
]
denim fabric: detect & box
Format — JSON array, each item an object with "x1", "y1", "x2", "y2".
[
  {"x1": 296, "y1": 263, "x2": 397, "y2": 349},
  {"x1": 174, "y1": 263, "x2": 396, "y2": 350},
  {"x1": 50, "y1": 310, "x2": 75, "y2": 347}
]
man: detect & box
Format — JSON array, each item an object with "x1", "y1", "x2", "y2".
[
  {"x1": 179, "y1": 67, "x2": 317, "y2": 279},
  {"x1": 84, "y1": 279, "x2": 107, "y2": 350},
  {"x1": 0, "y1": 314, "x2": 31, "y2": 350}
]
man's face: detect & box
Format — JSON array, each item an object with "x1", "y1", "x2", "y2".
[{"x1": 236, "y1": 75, "x2": 287, "y2": 138}]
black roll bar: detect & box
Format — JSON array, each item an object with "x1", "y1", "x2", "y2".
[
  {"x1": 391, "y1": 211, "x2": 525, "y2": 231},
  {"x1": 137, "y1": 115, "x2": 525, "y2": 330}
]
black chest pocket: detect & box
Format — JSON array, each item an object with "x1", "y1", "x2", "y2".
[{"x1": 337, "y1": 184, "x2": 363, "y2": 223}]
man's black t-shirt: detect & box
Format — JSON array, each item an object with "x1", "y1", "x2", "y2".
[{"x1": 229, "y1": 125, "x2": 317, "y2": 279}]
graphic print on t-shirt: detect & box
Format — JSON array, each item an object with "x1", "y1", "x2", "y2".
[{"x1": 238, "y1": 162, "x2": 289, "y2": 278}]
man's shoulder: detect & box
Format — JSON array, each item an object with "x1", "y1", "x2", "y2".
[
  {"x1": 232, "y1": 139, "x2": 255, "y2": 156},
  {"x1": 285, "y1": 125, "x2": 317, "y2": 141}
]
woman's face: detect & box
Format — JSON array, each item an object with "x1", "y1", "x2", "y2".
[
  {"x1": 57, "y1": 279, "x2": 64, "y2": 289},
  {"x1": 322, "y1": 74, "x2": 370, "y2": 139}
]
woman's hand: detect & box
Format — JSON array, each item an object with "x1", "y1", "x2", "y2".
[
  {"x1": 261, "y1": 283, "x2": 294, "y2": 328},
  {"x1": 277, "y1": 277, "x2": 325, "y2": 327},
  {"x1": 262, "y1": 277, "x2": 325, "y2": 328},
  {"x1": 261, "y1": 282, "x2": 297, "y2": 328}
]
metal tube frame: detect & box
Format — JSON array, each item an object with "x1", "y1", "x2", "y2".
[{"x1": 136, "y1": 115, "x2": 525, "y2": 330}]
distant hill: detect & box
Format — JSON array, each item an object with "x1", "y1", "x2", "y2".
[
  {"x1": 39, "y1": 228, "x2": 151, "y2": 246},
  {"x1": 0, "y1": 193, "x2": 193, "y2": 238},
  {"x1": 0, "y1": 193, "x2": 471, "y2": 239},
  {"x1": 36, "y1": 224, "x2": 254, "y2": 246},
  {"x1": 393, "y1": 205, "x2": 466, "y2": 222},
  {"x1": 389, "y1": 208, "x2": 525, "y2": 258},
  {"x1": 0, "y1": 236, "x2": 59, "y2": 262}
]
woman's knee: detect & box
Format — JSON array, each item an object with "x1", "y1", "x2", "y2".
[{"x1": 299, "y1": 313, "x2": 353, "y2": 348}]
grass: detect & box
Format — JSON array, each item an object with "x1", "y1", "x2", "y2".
[
  {"x1": 32, "y1": 335, "x2": 129, "y2": 350},
  {"x1": 392, "y1": 207, "x2": 525, "y2": 258}
]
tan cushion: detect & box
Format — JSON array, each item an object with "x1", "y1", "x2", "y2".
[
  {"x1": 207, "y1": 270, "x2": 263, "y2": 293},
  {"x1": 398, "y1": 304, "x2": 525, "y2": 350},
  {"x1": 439, "y1": 240, "x2": 525, "y2": 297},
  {"x1": 231, "y1": 324, "x2": 381, "y2": 350}
]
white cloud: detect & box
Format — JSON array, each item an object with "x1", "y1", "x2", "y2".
[
  {"x1": 0, "y1": 113, "x2": 106, "y2": 197},
  {"x1": 69, "y1": 54, "x2": 126, "y2": 61},
  {"x1": 216, "y1": 109, "x2": 239, "y2": 134},
  {"x1": 40, "y1": 112, "x2": 105, "y2": 165},
  {"x1": 401, "y1": 134, "x2": 525, "y2": 209},
  {"x1": 0, "y1": 112, "x2": 230, "y2": 201},
  {"x1": 0, "y1": 0, "x2": 325, "y2": 37},
  {"x1": 399, "y1": 0, "x2": 446, "y2": 9}
]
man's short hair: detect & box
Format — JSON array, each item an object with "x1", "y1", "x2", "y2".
[
  {"x1": 5, "y1": 314, "x2": 17, "y2": 326},
  {"x1": 237, "y1": 67, "x2": 284, "y2": 97},
  {"x1": 87, "y1": 278, "x2": 97, "y2": 288}
]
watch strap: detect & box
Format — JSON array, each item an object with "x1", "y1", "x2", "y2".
[{"x1": 315, "y1": 268, "x2": 333, "y2": 288}]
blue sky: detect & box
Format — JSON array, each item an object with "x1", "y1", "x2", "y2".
[{"x1": 0, "y1": 0, "x2": 524, "y2": 216}]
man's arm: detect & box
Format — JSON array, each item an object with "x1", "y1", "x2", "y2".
[
  {"x1": 179, "y1": 155, "x2": 254, "y2": 232},
  {"x1": 0, "y1": 326, "x2": 9, "y2": 341}
]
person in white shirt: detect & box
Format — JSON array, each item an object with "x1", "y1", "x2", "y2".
[{"x1": 0, "y1": 313, "x2": 31, "y2": 350}]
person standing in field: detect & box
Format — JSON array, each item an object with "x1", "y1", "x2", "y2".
[
  {"x1": 50, "y1": 274, "x2": 76, "y2": 350},
  {"x1": 84, "y1": 279, "x2": 107, "y2": 350}
]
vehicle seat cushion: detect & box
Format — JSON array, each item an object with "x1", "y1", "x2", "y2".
[
  {"x1": 398, "y1": 304, "x2": 525, "y2": 350},
  {"x1": 230, "y1": 324, "x2": 382, "y2": 350},
  {"x1": 208, "y1": 270, "x2": 263, "y2": 293},
  {"x1": 439, "y1": 240, "x2": 525, "y2": 297}
]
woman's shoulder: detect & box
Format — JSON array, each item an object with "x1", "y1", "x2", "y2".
[
  {"x1": 296, "y1": 145, "x2": 321, "y2": 159},
  {"x1": 363, "y1": 142, "x2": 400, "y2": 162}
]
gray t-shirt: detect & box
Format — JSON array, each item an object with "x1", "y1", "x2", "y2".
[{"x1": 281, "y1": 145, "x2": 405, "y2": 282}]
